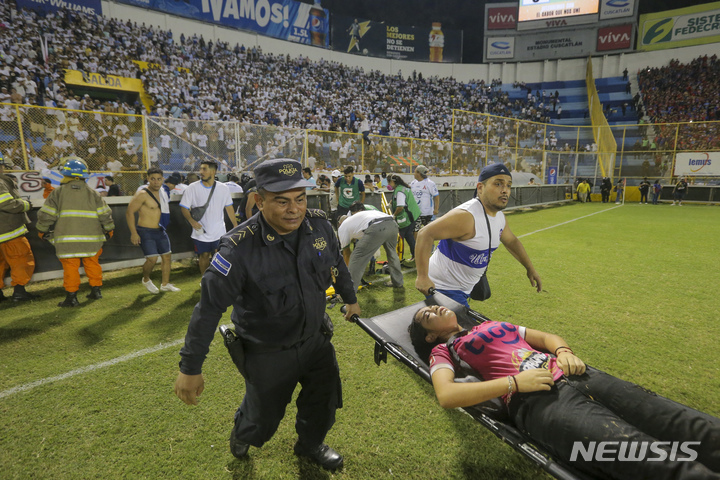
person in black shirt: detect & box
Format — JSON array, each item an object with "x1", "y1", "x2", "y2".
[
  {"x1": 105, "y1": 176, "x2": 122, "y2": 196},
  {"x1": 638, "y1": 177, "x2": 651, "y2": 204},
  {"x1": 175, "y1": 159, "x2": 360, "y2": 471}
]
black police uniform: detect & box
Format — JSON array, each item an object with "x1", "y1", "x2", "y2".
[{"x1": 179, "y1": 208, "x2": 357, "y2": 449}]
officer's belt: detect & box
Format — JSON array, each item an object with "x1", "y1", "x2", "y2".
[
  {"x1": 241, "y1": 335, "x2": 310, "y2": 354},
  {"x1": 365, "y1": 216, "x2": 393, "y2": 229}
]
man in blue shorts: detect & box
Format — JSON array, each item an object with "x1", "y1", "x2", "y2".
[
  {"x1": 180, "y1": 160, "x2": 237, "y2": 273},
  {"x1": 126, "y1": 167, "x2": 180, "y2": 293}
]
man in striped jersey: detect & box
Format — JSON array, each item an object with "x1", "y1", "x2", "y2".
[{"x1": 414, "y1": 163, "x2": 541, "y2": 307}]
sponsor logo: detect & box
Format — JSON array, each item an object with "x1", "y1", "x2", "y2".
[
  {"x1": 487, "y1": 7, "x2": 517, "y2": 29},
  {"x1": 570, "y1": 441, "x2": 700, "y2": 462},
  {"x1": 491, "y1": 41, "x2": 511, "y2": 49},
  {"x1": 599, "y1": 32, "x2": 631, "y2": 44},
  {"x1": 546, "y1": 19, "x2": 567, "y2": 28},
  {"x1": 606, "y1": 0, "x2": 629, "y2": 7},
  {"x1": 643, "y1": 18, "x2": 674, "y2": 44},
  {"x1": 597, "y1": 25, "x2": 633, "y2": 50},
  {"x1": 688, "y1": 153, "x2": 711, "y2": 172},
  {"x1": 512, "y1": 349, "x2": 551, "y2": 372}
]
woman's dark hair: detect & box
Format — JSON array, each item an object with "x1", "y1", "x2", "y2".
[
  {"x1": 408, "y1": 307, "x2": 440, "y2": 363},
  {"x1": 389, "y1": 174, "x2": 410, "y2": 189}
]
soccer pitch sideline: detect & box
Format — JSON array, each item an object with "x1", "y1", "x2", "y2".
[{"x1": 1, "y1": 202, "x2": 718, "y2": 480}]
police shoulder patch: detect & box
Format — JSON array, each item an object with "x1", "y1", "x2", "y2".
[
  {"x1": 306, "y1": 208, "x2": 328, "y2": 220},
  {"x1": 210, "y1": 252, "x2": 232, "y2": 276}
]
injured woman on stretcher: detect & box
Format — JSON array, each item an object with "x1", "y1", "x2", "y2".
[{"x1": 408, "y1": 304, "x2": 720, "y2": 480}]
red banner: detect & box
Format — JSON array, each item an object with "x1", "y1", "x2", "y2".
[
  {"x1": 487, "y1": 6, "x2": 517, "y2": 30},
  {"x1": 596, "y1": 24, "x2": 633, "y2": 51}
]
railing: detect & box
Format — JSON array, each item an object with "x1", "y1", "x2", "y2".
[{"x1": 3, "y1": 103, "x2": 718, "y2": 194}]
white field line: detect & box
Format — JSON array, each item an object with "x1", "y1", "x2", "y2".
[
  {"x1": 517, "y1": 204, "x2": 622, "y2": 238},
  {"x1": 1, "y1": 205, "x2": 621, "y2": 400},
  {"x1": 0, "y1": 339, "x2": 184, "y2": 399}
]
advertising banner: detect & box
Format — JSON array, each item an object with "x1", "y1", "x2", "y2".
[
  {"x1": 518, "y1": 0, "x2": 599, "y2": 23},
  {"x1": 16, "y1": 0, "x2": 101, "y2": 16},
  {"x1": 517, "y1": 12, "x2": 598, "y2": 31},
  {"x1": 330, "y1": 15, "x2": 462, "y2": 63},
  {"x1": 513, "y1": 29, "x2": 594, "y2": 61},
  {"x1": 638, "y1": 2, "x2": 720, "y2": 51},
  {"x1": 114, "y1": 0, "x2": 329, "y2": 47},
  {"x1": 596, "y1": 24, "x2": 633, "y2": 51},
  {"x1": 674, "y1": 152, "x2": 720, "y2": 176},
  {"x1": 486, "y1": 5, "x2": 518, "y2": 30},
  {"x1": 599, "y1": 0, "x2": 636, "y2": 20},
  {"x1": 485, "y1": 37, "x2": 515, "y2": 60}
]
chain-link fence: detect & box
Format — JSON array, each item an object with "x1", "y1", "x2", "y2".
[{"x1": 3, "y1": 103, "x2": 719, "y2": 192}]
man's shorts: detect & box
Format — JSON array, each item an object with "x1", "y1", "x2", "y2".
[
  {"x1": 137, "y1": 226, "x2": 171, "y2": 257},
  {"x1": 193, "y1": 238, "x2": 220, "y2": 255},
  {"x1": 414, "y1": 215, "x2": 434, "y2": 232}
]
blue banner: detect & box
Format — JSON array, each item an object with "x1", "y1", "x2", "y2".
[
  {"x1": 115, "y1": 0, "x2": 329, "y2": 47},
  {"x1": 16, "y1": 0, "x2": 102, "y2": 16},
  {"x1": 547, "y1": 166, "x2": 558, "y2": 184}
]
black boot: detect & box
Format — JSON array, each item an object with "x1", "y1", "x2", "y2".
[
  {"x1": 12, "y1": 285, "x2": 39, "y2": 302},
  {"x1": 86, "y1": 286, "x2": 102, "y2": 300},
  {"x1": 0, "y1": 290, "x2": 6, "y2": 302},
  {"x1": 58, "y1": 291, "x2": 79, "y2": 307}
]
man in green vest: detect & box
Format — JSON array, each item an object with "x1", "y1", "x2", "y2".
[{"x1": 334, "y1": 166, "x2": 365, "y2": 219}]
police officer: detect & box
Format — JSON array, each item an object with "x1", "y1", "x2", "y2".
[{"x1": 174, "y1": 158, "x2": 361, "y2": 471}]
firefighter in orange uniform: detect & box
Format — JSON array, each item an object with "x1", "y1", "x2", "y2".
[
  {"x1": 36, "y1": 157, "x2": 115, "y2": 307},
  {"x1": 0, "y1": 155, "x2": 38, "y2": 303}
]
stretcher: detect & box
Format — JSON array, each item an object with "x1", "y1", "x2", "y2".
[{"x1": 353, "y1": 292, "x2": 594, "y2": 480}]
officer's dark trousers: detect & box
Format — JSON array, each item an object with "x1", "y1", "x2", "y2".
[
  {"x1": 509, "y1": 367, "x2": 720, "y2": 480},
  {"x1": 231, "y1": 331, "x2": 341, "y2": 448}
]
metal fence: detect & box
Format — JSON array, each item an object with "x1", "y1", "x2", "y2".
[{"x1": 2, "y1": 103, "x2": 718, "y2": 193}]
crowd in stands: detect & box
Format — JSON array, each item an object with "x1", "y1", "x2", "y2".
[
  {"x1": 637, "y1": 55, "x2": 720, "y2": 151},
  {"x1": 0, "y1": 5, "x2": 559, "y2": 145}
]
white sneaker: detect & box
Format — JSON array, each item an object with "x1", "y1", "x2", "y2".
[
  {"x1": 160, "y1": 283, "x2": 181, "y2": 292},
  {"x1": 143, "y1": 279, "x2": 159, "y2": 294}
]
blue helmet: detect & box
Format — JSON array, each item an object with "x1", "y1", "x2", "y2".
[{"x1": 61, "y1": 156, "x2": 89, "y2": 178}]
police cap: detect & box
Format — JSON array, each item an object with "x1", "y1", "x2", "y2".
[{"x1": 254, "y1": 159, "x2": 314, "y2": 192}]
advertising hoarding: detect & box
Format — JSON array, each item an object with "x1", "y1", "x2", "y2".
[
  {"x1": 16, "y1": 0, "x2": 101, "y2": 16},
  {"x1": 638, "y1": 2, "x2": 720, "y2": 51},
  {"x1": 331, "y1": 15, "x2": 462, "y2": 63},
  {"x1": 114, "y1": 0, "x2": 329, "y2": 47},
  {"x1": 674, "y1": 152, "x2": 720, "y2": 177},
  {"x1": 599, "y1": 0, "x2": 636, "y2": 20},
  {"x1": 596, "y1": 24, "x2": 633, "y2": 51},
  {"x1": 487, "y1": 6, "x2": 518, "y2": 30}
]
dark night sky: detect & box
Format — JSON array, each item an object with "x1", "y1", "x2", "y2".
[{"x1": 306, "y1": 0, "x2": 718, "y2": 63}]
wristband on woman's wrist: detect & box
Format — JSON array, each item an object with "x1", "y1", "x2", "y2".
[
  {"x1": 506, "y1": 376, "x2": 514, "y2": 403},
  {"x1": 554, "y1": 346, "x2": 574, "y2": 356}
]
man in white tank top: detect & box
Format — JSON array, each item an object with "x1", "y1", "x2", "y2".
[{"x1": 414, "y1": 163, "x2": 542, "y2": 307}]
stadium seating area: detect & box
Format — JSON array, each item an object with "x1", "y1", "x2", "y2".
[{"x1": 0, "y1": 3, "x2": 714, "y2": 181}]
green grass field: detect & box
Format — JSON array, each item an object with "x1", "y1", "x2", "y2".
[{"x1": 1, "y1": 202, "x2": 718, "y2": 479}]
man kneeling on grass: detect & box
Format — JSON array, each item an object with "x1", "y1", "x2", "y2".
[
  {"x1": 126, "y1": 167, "x2": 180, "y2": 293},
  {"x1": 409, "y1": 305, "x2": 720, "y2": 480}
]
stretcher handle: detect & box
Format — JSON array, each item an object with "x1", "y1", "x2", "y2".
[
  {"x1": 339, "y1": 305, "x2": 360, "y2": 323},
  {"x1": 428, "y1": 287, "x2": 436, "y2": 295}
]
